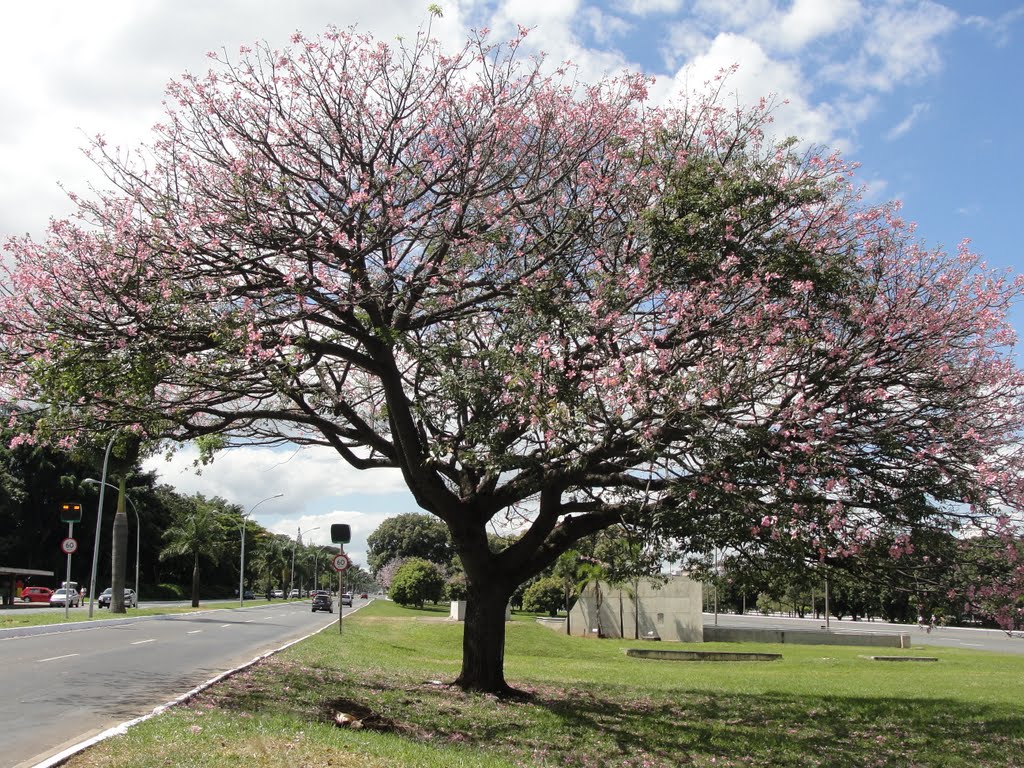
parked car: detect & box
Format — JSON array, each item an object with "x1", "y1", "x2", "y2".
[
  {"x1": 340, "y1": 592, "x2": 353, "y2": 606},
  {"x1": 242, "y1": 589, "x2": 255, "y2": 600},
  {"x1": 49, "y1": 588, "x2": 80, "y2": 608},
  {"x1": 97, "y1": 588, "x2": 138, "y2": 608},
  {"x1": 21, "y1": 586, "x2": 53, "y2": 603},
  {"x1": 311, "y1": 592, "x2": 333, "y2": 613},
  {"x1": 272, "y1": 589, "x2": 284, "y2": 599},
  {"x1": 289, "y1": 588, "x2": 300, "y2": 598}
]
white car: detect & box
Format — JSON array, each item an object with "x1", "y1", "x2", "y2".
[
  {"x1": 97, "y1": 588, "x2": 138, "y2": 608},
  {"x1": 289, "y1": 588, "x2": 300, "y2": 598},
  {"x1": 272, "y1": 589, "x2": 284, "y2": 599},
  {"x1": 49, "y1": 588, "x2": 80, "y2": 608}
]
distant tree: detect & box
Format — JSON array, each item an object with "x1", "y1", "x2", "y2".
[
  {"x1": 522, "y1": 577, "x2": 564, "y2": 616},
  {"x1": 390, "y1": 558, "x2": 445, "y2": 608},
  {"x1": 445, "y1": 572, "x2": 469, "y2": 602},
  {"x1": 366, "y1": 513, "x2": 453, "y2": 576},
  {"x1": 159, "y1": 495, "x2": 229, "y2": 607}
]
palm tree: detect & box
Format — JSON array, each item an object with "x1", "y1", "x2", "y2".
[
  {"x1": 253, "y1": 534, "x2": 290, "y2": 598},
  {"x1": 159, "y1": 497, "x2": 226, "y2": 607}
]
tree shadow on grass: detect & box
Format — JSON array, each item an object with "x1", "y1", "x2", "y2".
[
  {"x1": 524, "y1": 687, "x2": 1024, "y2": 767},
  {"x1": 190, "y1": 662, "x2": 1024, "y2": 767}
]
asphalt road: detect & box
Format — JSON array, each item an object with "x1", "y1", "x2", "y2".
[
  {"x1": 1, "y1": 598, "x2": 357, "y2": 768},
  {"x1": 704, "y1": 611, "x2": 1024, "y2": 655}
]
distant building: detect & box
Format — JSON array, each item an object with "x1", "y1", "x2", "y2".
[{"x1": 567, "y1": 574, "x2": 703, "y2": 643}]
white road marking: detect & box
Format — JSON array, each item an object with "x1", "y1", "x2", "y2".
[
  {"x1": 187, "y1": 630, "x2": 202, "y2": 635},
  {"x1": 131, "y1": 639, "x2": 156, "y2": 645},
  {"x1": 220, "y1": 624, "x2": 231, "y2": 628},
  {"x1": 960, "y1": 642, "x2": 983, "y2": 647},
  {"x1": 39, "y1": 653, "x2": 80, "y2": 662},
  {"x1": 245, "y1": 619, "x2": 256, "y2": 623}
]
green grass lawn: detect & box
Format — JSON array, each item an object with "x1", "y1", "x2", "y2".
[
  {"x1": 66, "y1": 602, "x2": 1024, "y2": 767},
  {"x1": 0, "y1": 598, "x2": 282, "y2": 628}
]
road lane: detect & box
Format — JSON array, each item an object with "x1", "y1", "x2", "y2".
[{"x1": 2, "y1": 599, "x2": 354, "y2": 768}]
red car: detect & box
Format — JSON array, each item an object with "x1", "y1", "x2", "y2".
[{"x1": 21, "y1": 586, "x2": 53, "y2": 603}]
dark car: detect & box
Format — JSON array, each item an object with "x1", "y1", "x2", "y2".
[
  {"x1": 97, "y1": 587, "x2": 138, "y2": 608},
  {"x1": 311, "y1": 591, "x2": 333, "y2": 613}
]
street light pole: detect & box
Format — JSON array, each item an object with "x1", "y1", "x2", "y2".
[
  {"x1": 240, "y1": 493, "x2": 283, "y2": 607},
  {"x1": 87, "y1": 438, "x2": 115, "y2": 618}
]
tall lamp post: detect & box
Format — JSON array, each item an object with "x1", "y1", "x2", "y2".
[
  {"x1": 87, "y1": 437, "x2": 115, "y2": 618},
  {"x1": 240, "y1": 493, "x2": 283, "y2": 607},
  {"x1": 84, "y1": 478, "x2": 141, "y2": 603},
  {"x1": 290, "y1": 526, "x2": 319, "y2": 597}
]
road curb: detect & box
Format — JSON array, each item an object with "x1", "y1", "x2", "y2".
[{"x1": 28, "y1": 603, "x2": 365, "y2": 767}]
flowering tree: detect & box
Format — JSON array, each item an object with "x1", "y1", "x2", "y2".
[{"x1": 2, "y1": 23, "x2": 1024, "y2": 692}]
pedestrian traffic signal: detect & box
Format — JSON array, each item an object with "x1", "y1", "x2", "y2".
[
  {"x1": 331, "y1": 523, "x2": 351, "y2": 544},
  {"x1": 60, "y1": 502, "x2": 83, "y2": 522}
]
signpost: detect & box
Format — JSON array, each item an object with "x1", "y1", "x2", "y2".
[
  {"x1": 331, "y1": 544, "x2": 350, "y2": 634},
  {"x1": 59, "y1": 502, "x2": 82, "y2": 620}
]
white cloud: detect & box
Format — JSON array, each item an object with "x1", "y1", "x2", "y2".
[
  {"x1": 661, "y1": 32, "x2": 837, "y2": 146},
  {"x1": 964, "y1": 7, "x2": 1024, "y2": 48},
  {"x1": 614, "y1": 0, "x2": 686, "y2": 14},
  {"x1": 0, "y1": 0, "x2": 464, "y2": 241},
  {"x1": 144, "y1": 444, "x2": 408, "y2": 511},
  {"x1": 771, "y1": 0, "x2": 862, "y2": 51},
  {"x1": 581, "y1": 7, "x2": 633, "y2": 44},
  {"x1": 825, "y1": 0, "x2": 958, "y2": 93},
  {"x1": 885, "y1": 102, "x2": 930, "y2": 140}
]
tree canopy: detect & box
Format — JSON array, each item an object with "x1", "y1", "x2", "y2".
[
  {"x1": 2, "y1": 23, "x2": 1023, "y2": 692},
  {"x1": 366, "y1": 512, "x2": 454, "y2": 575}
]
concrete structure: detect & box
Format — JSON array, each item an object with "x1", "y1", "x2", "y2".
[
  {"x1": 0, "y1": 566, "x2": 53, "y2": 606},
  {"x1": 703, "y1": 625, "x2": 911, "y2": 648},
  {"x1": 567, "y1": 575, "x2": 703, "y2": 642}
]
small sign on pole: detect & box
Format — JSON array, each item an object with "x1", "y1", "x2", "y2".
[
  {"x1": 60, "y1": 538, "x2": 78, "y2": 555},
  {"x1": 331, "y1": 553, "x2": 350, "y2": 572}
]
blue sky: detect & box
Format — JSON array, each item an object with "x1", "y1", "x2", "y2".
[{"x1": 1, "y1": 1, "x2": 1022, "y2": 567}]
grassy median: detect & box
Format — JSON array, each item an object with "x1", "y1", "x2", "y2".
[
  {"x1": 66, "y1": 601, "x2": 1024, "y2": 767},
  {"x1": 0, "y1": 598, "x2": 292, "y2": 629}
]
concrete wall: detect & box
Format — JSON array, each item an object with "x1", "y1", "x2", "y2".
[
  {"x1": 703, "y1": 625, "x2": 911, "y2": 648},
  {"x1": 567, "y1": 575, "x2": 703, "y2": 643}
]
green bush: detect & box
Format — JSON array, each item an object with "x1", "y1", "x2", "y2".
[
  {"x1": 390, "y1": 557, "x2": 445, "y2": 608},
  {"x1": 522, "y1": 577, "x2": 564, "y2": 616},
  {"x1": 445, "y1": 572, "x2": 468, "y2": 601}
]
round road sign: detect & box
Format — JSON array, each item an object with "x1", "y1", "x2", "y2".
[
  {"x1": 331, "y1": 553, "x2": 350, "y2": 572},
  {"x1": 61, "y1": 537, "x2": 78, "y2": 554}
]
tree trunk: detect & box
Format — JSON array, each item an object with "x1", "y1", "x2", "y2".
[
  {"x1": 455, "y1": 580, "x2": 514, "y2": 694},
  {"x1": 110, "y1": 478, "x2": 129, "y2": 614},
  {"x1": 191, "y1": 555, "x2": 200, "y2": 608}
]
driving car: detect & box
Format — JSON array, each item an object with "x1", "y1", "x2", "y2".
[
  {"x1": 311, "y1": 591, "x2": 333, "y2": 613},
  {"x1": 242, "y1": 589, "x2": 255, "y2": 600},
  {"x1": 340, "y1": 592, "x2": 352, "y2": 606},
  {"x1": 21, "y1": 586, "x2": 53, "y2": 603},
  {"x1": 49, "y1": 588, "x2": 80, "y2": 607},
  {"x1": 97, "y1": 588, "x2": 138, "y2": 608},
  {"x1": 359, "y1": 593, "x2": 368, "y2": 600}
]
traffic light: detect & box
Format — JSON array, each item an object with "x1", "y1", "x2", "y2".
[
  {"x1": 331, "y1": 523, "x2": 351, "y2": 544},
  {"x1": 59, "y1": 502, "x2": 83, "y2": 522}
]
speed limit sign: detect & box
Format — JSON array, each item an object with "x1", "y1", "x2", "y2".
[
  {"x1": 331, "y1": 553, "x2": 350, "y2": 572},
  {"x1": 61, "y1": 537, "x2": 78, "y2": 554}
]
